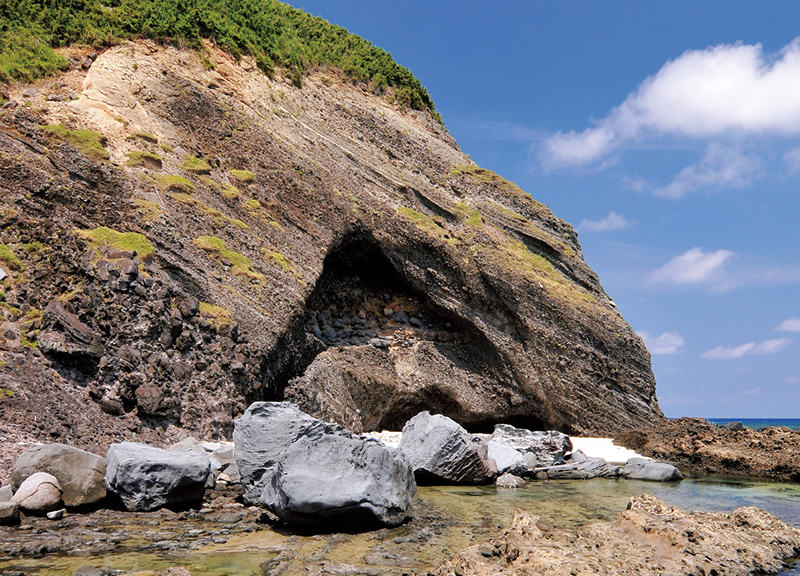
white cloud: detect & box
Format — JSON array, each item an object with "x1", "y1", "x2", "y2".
[
  {"x1": 783, "y1": 147, "x2": 800, "y2": 173},
  {"x1": 751, "y1": 338, "x2": 792, "y2": 354},
  {"x1": 638, "y1": 331, "x2": 685, "y2": 355},
  {"x1": 649, "y1": 247, "x2": 735, "y2": 285},
  {"x1": 579, "y1": 211, "x2": 632, "y2": 232},
  {"x1": 541, "y1": 39, "x2": 800, "y2": 168},
  {"x1": 777, "y1": 318, "x2": 800, "y2": 332},
  {"x1": 702, "y1": 338, "x2": 792, "y2": 360},
  {"x1": 653, "y1": 145, "x2": 761, "y2": 199}
]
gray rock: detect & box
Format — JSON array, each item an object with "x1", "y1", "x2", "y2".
[
  {"x1": 11, "y1": 472, "x2": 63, "y2": 513},
  {"x1": 167, "y1": 437, "x2": 207, "y2": 454},
  {"x1": 490, "y1": 424, "x2": 572, "y2": 467},
  {"x1": 233, "y1": 401, "x2": 415, "y2": 527},
  {"x1": 541, "y1": 457, "x2": 620, "y2": 479},
  {"x1": 38, "y1": 300, "x2": 105, "y2": 360},
  {"x1": 73, "y1": 566, "x2": 103, "y2": 576},
  {"x1": 392, "y1": 310, "x2": 410, "y2": 323},
  {"x1": 622, "y1": 458, "x2": 683, "y2": 481},
  {"x1": 487, "y1": 440, "x2": 528, "y2": 475},
  {"x1": 0, "y1": 501, "x2": 19, "y2": 525},
  {"x1": 46, "y1": 508, "x2": 66, "y2": 520},
  {"x1": 399, "y1": 411, "x2": 497, "y2": 484},
  {"x1": 722, "y1": 421, "x2": 746, "y2": 431},
  {"x1": 496, "y1": 473, "x2": 526, "y2": 488},
  {"x1": 0, "y1": 484, "x2": 13, "y2": 502},
  {"x1": 568, "y1": 448, "x2": 589, "y2": 463},
  {"x1": 369, "y1": 337, "x2": 391, "y2": 348},
  {"x1": 105, "y1": 442, "x2": 210, "y2": 511},
  {"x1": 11, "y1": 443, "x2": 106, "y2": 508},
  {"x1": 210, "y1": 442, "x2": 236, "y2": 471}
]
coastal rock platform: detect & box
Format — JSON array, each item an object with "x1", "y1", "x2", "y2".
[{"x1": 435, "y1": 493, "x2": 800, "y2": 576}]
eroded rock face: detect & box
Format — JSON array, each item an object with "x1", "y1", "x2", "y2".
[
  {"x1": 489, "y1": 424, "x2": 572, "y2": 467},
  {"x1": 0, "y1": 39, "x2": 663, "y2": 454},
  {"x1": 234, "y1": 402, "x2": 415, "y2": 527},
  {"x1": 436, "y1": 494, "x2": 800, "y2": 576}
]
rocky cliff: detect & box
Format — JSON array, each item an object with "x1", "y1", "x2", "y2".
[{"x1": 0, "y1": 39, "x2": 663, "y2": 453}]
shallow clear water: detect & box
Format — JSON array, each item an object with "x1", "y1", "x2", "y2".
[{"x1": 3, "y1": 475, "x2": 799, "y2": 576}]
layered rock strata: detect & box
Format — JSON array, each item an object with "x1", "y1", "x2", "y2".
[{"x1": 0, "y1": 39, "x2": 662, "y2": 452}]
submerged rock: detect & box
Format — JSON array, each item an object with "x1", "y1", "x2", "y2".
[
  {"x1": 621, "y1": 457, "x2": 683, "y2": 481},
  {"x1": 11, "y1": 443, "x2": 106, "y2": 508},
  {"x1": 105, "y1": 442, "x2": 210, "y2": 511},
  {"x1": 234, "y1": 401, "x2": 415, "y2": 528},
  {"x1": 495, "y1": 473, "x2": 526, "y2": 488},
  {"x1": 436, "y1": 493, "x2": 800, "y2": 576},
  {"x1": 399, "y1": 411, "x2": 497, "y2": 484}
]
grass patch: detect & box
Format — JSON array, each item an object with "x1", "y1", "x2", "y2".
[
  {"x1": 126, "y1": 150, "x2": 163, "y2": 168},
  {"x1": 39, "y1": 125, "x2": 109, "y2": 161},
  {"x1": 128, "y1": 132, "x2": 158, "y2": 144},
  {"x1": 160, "y1": 143, "x2": 174, "y2": 153},
  {"x1": 133, "y1": 198, "x2": 164, "y2": 223},
  {"x1": 182, "y1": 155, "x2": 212, "y2": 173},
  {"x1": 199, "y1": 301, "x2": 232, "y2": 328},
  {"x1": 455, "y1": 202, "x2": 483, "y2": 227},
  {"x1": 153, "y1": 174, "x2": 194, "y2": 193},
  {"x1": 77, "y1": 226, "x2": 155, "y2": 259},
  {"x1": 263, "y1": 248, "x2": 300, "y2": 277},
  {"x1": 0, "y1": 244, "x2": 23, "y2": 271},
  {"x1": 193, "y1": 236, "x2": 264, "y2": 281},
  {"x1": 169, "y1": 193, "x2": 249, "y2": 230},
  {"x1": 221, "y1": 184, "x2": 241, "y2": 200},
  {"x1": 230, "y1": 169, "x2": 255, "y2": 182},
  {"x1": 396, "y1": 207, "x2": 460, "y2": 246},
  {"x1": 0, "y1": 0, "x2": 438, "y2": 119},
  {"x1": 21, "y1": 241, "x2": 48, "y2": 254}
]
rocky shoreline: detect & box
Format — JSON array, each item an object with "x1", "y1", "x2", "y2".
[{"x1": 2, "y1": 408, "x2": 799, "y2": 575}]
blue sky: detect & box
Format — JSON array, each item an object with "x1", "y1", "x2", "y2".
[{"x1": 285, "y1": 1, "x2": 800, "y2": 418}]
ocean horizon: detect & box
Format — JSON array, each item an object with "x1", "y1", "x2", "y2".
[{"x1": 706, "y1": 418, "x2": 800, "y2": 431}]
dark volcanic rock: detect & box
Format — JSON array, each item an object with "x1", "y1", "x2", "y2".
[
  {"x1": 435, "y1": 493, "x2": 800, "y2": 576},
  {"x1": 11, "y1": 443, "x2": 106, "y2": 508},
  {"x1": 105, "y1": 442, "x2": 210, "y2": 511},
  {"x1": 616, "y1": 417, "x2": 800, "y2": 481},
  {"x1": 234, "y1": 401, "x2": 415, "y2": 527},
  {"x1": 399, "y1": 411, "x2": 497, "y2": 484}
]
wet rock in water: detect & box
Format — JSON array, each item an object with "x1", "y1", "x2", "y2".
[
  {"x1": 105, "y1": 442, "x2": 210, "y2": 511},
  {"x1": 495, "y1": 473, "x2": 525, "y2": 488},
  {"x1": 11, "y1": 443, "x2": 106, "y2": 508},
  {"x1": 11, "y1": 472, "x2": 63, "y2": 514},
  {"x1": 538, "y1": 457, "x2": 620, "y2": 480},
  {"x1": 489, "y1": 424, "x2": 572, "y2": 468},
  {"x1": 435, "y1": 493, "x2": 800, "y2": 576},
  {"x1": 399, "y1": 411, "x2": 497, "y2": 485},
  {"x1": 621, "y1": 458, "x2": 683, "y2": 481},
  {"x1": 234, "y1": 401, "x2": 415, "y2": 528},
  {"x1": 0, "y1": 501, "x2": 20, "y2": 525}
]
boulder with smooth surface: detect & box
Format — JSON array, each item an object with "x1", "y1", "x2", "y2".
[
  {"x1": 105, "y1": 442, "x2": 210, "y2": 511},
  {"x1": 11, "y1": 443, "x2": 106, "y2": 508},
  {"x1": 487, "y1": 440, "x2": 528, "y2": 475},
  {"x1": 622, "y1": 458, "x2": 683, "y2": 481},
  {"x1": 0, "y1": 502, "x2": 19, "y2": 525},
  {"x1": 11, "y1": 472, "x2": 63, "y2": 513},
  {"x1": 234, "y1": 401, "x2": 415, "y2": 528},
  {"x1": 399, "y1": 411, "x2": 497, "y2": 484}
]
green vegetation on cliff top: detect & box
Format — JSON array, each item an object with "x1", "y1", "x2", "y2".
[{"x1": 0, "y1": 0, "x2": 437, "y2": 117}]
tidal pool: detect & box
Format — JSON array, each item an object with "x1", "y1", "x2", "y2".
[{"x1": 2, "y1": 475, "x2": 799, "y2": 576}]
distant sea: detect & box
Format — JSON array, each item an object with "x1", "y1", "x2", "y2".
[{"x1": 707, "y1": 418, "x2": 800, "y2": 431}]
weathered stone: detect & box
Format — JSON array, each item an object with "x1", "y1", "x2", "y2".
[
  {"x1": 233, "y1": 401, "x2": 415, "y2": 527},
  {"x1": 621, "y1": 458, "x2": 683, "y2": 482},
  {"x1": 105, "y1": 442, "x2": 210, "y2": 511},
  {"x1": 490, "y1": 424, "x2": 572, "y2": 467},
  {"x1": 11, "y1": 472, "x2": 63, "y2": 513},
  {"x1": 0, "y1": 484, "x2": 13, "y2": 502},
  {"x1": 0, "y1": 501, "x2": 19, "y2": 525},
  {"x1": 399, "y1": 411, "x2": 497, "y2": 485},
  {"x1": 38, "y1": 300, "x2": 105, "y2": 359},
  {"x1": 495, "y1": 473, "x2": 526, "y2": 488},
  {"x1": 11, "y1": 443, "x2": 106, "y2": 508},
  {"x1": 46, "y1": 508, "x2": 66, "y2": 520},
  {"x1": 539, "y1": 457, "x2": 620, "y2": 480}
]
